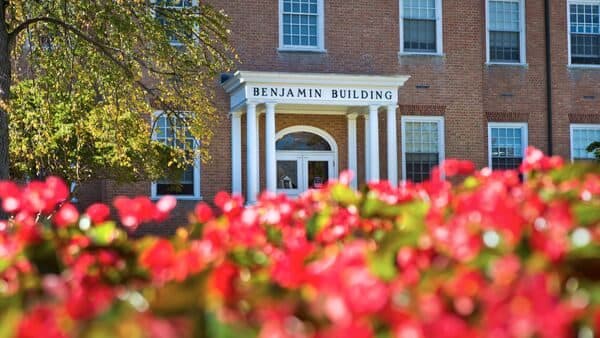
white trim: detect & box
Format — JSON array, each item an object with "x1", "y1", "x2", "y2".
[
  {"x1": 400, "y1": 116, "x2": 445, "y2": 181},
  {"x1": 275, "y1": 125, "x2": 338, "y2": 155},
  {"x1": 567, "y1": 0, "x2": 600, "y2": 66},
  {"x1": 399, "y1": 0, "x2": 444, "y2": 55},
  {"x1": 278, "y1": 0, "x2": 325, "y2": 52},
  {"x1": 570, "y1": 123, "x2": 600, "y2": 161},
  {"x1": 150, "y1": 111, "x2": 202, "y2": 200},
  {"x1": 487, "y1": 122, "x2": 528, "y2": 168},
  {"x1": 485, "y1": 0, "x2": 527, "y2": 65},
  {"x1": 347, "y1": 114, "x2": 359, "y2": 189},
  {"x1": 223, "y1": 71, "x2": 410, "y2": 93},
  {"x1": 231, "y1": 111, "x2": 243, "y2": 195}
]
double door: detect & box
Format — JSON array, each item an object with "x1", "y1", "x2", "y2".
[{"x1": 276, "y1": 152, "x2": 335, "y2": 197}]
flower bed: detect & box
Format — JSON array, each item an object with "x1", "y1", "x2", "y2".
[{"x1": 1, "y1": 148, "x2": 599, "y2": 338}]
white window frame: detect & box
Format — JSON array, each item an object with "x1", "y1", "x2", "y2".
[
  {"x1": 399, "y1": 0, "x2": 444, "y2": 56},
  {"x1": 150, "y1": 111, "x2": 202, "y2": 200},
  {"x1": 567, "y1": 0, "x2": 600, "y2": 68},
  {"x1": 570, "y1": 123, "x2": 600, "y2": 161},
  {"x1": 278, "y1": 0, "x2": 326, "y2": 52},
  {"x1": 485, "y1": 0, "x2": 527, "y2": 65},
  {"x1": 487, "y1": 122, "x2": 528, "y2": 168},
  {"x1": 401, "y1": 116, "x2": 445, "y2": 181},
  {"x1": 151, "y1": 0, "x2": 199, "y2": 47}
]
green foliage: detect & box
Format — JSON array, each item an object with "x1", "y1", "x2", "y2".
[
  {"x1": 5, "y1": 0, "x2": 234, "y2": 184},
  {"x1": 587, "y1": 141, "x2": 600, "y2": 161}
]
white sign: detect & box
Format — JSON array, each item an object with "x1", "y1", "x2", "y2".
[{"x1": 248, "y1": 85, "x2": 397, "y2": 103}]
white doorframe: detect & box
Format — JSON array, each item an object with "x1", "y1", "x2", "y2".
[{"x1": 275, "y1": 126, "x2": 338, "y2": 196}]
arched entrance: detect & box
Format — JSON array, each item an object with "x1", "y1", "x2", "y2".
[{"x1": 275, "y1": 126, "x2": 338, "y2": 196}]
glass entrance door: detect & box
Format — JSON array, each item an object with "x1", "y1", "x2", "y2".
[{"x1": 276, "y1": 153, "x2": 334, "y2": 196}]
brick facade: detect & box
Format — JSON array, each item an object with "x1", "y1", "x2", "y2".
[{"x1": 78, "y1": 1, "x2": 600, "y2": 233}]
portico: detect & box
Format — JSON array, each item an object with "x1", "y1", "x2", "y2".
[{"x1": 222, "y1": 71, "x2": 410, "y2": 203}]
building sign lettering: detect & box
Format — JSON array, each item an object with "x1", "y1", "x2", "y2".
[{"x1": 250, "y1": 86, "x2": 395, "y2": 102}]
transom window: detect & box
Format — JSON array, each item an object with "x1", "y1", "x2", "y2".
[
  {"x1": 488, "y1": 123, "x2": 528, "y2": 170},
  {"x1": 276, "y1": 132, "x2": 332, "y2": 151},
  {"x1": 401, "y1": 116, "x2": 445, "y2": 183},
  {"x1": 152, "y1": 114, "x2": 201, "y2": 199},
  {"x1": 279, "y1": 0, "x2": 324, "y2": 51},
  {"x1": 570, "y1": 124, "x2": 600, "y2": 160},
  {"x1": 569, "y1": 2, "x2": 600, "y2": 65},
  {"x1": 400, "y1": 0, "x2": 443, "y2": 54},
  {"x1": 486, "y1": 0, "x2": 526, "y2": 64}
]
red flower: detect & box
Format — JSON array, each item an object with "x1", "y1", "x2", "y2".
[
  {"x1": 16, "y1": 305, "x2": 68, "y2": 338},
  {"x1": 0, "y1": 181, "x2": 22, "y2": 213},
  {"x1": 53, "y1": 203, "x2": 79, "y2": 228},
  {"x1": 154, "y1": 195, "x2": 177, "y2": 222},
  {"x1": 113, "y1": 196, "x2": 156, "y2": 230},
  {"x1": 85, "y1": 203, "x2": 111, "y2": 224},
  {"x1": 194, "y1": 202, "x2": 214, "y2": 223},
  {"x1": 520, "y1": 147, "x2": 564, "y2": 173},
  {"x1": 209, "y1": 261, "x2": 238, "y2": 301},
  {"x1": 140, "y1": 239, "x2": 177, "y2": 283}
]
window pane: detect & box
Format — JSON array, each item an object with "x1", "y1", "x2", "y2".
[
  {"x1": 490, "y1": 126, "x2": 524, "y2": 170},
  {"x1": 403, "y1": 0, "x2": 436, "y2": 20},
  {"x1": 489, "y1": 1, "x2": 520, "y2": 32},
  {"x1": 276, "y1": 132, "x2": 331, "y2": 151},
  {"x1": 277, "y1": 161, "x2": 298, "y2": 189},
  {"x1": 404, "y1": 121, "x2": 440, "y2": 183},
  {"x1": 404, "y1": 19, "x2": 437, "y2": 52},
  {"x1": 490, "y1": 31, "x2": 520, "y2": 62},
  {"x1": 572, "y1": 127, "x2": 600, "y2": 160},
  {"x1": 570, "y1": 4, "x2": 600, "y2": 64},
  {"x1": 155, "y1": 115, "x2": 198, "y2": 196},
  {"x1": 282, "y1": 0, "x2": 319, "y2": 47}
]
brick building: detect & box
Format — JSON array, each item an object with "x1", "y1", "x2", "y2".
[{"x1": 79, "y1": 0, "x2": 600, "y2": 231}]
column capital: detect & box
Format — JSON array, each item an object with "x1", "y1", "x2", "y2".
[
  {"x1": 346, "y1": 112, "x2": 359, "y2": 120},
  {"x1": 386, "y1": 104, "x2": 399, "y2": 111},
  {"x1": 265, "y1": 102, "x2": 277, "y2": 109},
  {"x1": 229, "y1": 111, "x2": 244, "y2": 118}
]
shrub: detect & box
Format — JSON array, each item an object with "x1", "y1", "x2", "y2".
[{"x1": 0, "y1": 148, "x2": 599, "y2": 338}]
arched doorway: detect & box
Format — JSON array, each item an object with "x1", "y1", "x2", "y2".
[{"x1": 275, "y1": 126, "x2": 338, "y2": 196}]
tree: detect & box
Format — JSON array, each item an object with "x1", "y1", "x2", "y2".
[
  {"x1": 0, "y1": 0, "x2": 233, "y2": 183},
  {"x1": 587, "y1": 141, "x2": 600, "y2": 161}
]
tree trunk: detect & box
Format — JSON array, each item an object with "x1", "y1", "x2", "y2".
[{"x1": 0, "y1": 0, "x2": 11, "y2": 180}]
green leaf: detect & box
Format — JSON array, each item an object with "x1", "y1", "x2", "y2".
[
  {"x1": 573, "y1": 202, "x2": 600, "y2": 226},
  {"x1": 88, "y1": 222, "x2": 119, "y2": 245}
]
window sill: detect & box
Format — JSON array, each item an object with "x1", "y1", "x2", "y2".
[
  {"x1": 568, "y1": 64, "x2": 600, "y2": 70},
  {"x1": 151, "y1": 196, "x2": 203, "y2": 202},
  {"x1": 485, "y1": 62, "x2": 528, "y2": 68},
  {"x1": 399, "y1": 52, "x2": 444, "y2": 57},
  {"x1": 278, "y1": 47, "x2": 327, "y2": 54}
]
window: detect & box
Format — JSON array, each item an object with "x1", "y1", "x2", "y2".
[
  {"x1": 153, "y1": 0, "x2": 195, "y2": 45},
  {"x1": 401, "y1": 116, "x2": 445, "y2": 183},
  {"x1": 568, "y1": 2, "x2": 600, "y2": 65},
  {"x1": 570, "y1": 124, "x2": 600, "y2": 160},
  {"x1": 400, "y1": 0, "x2": 443, "y2": 54},
  {"x1": 486, "y1": 0, "x2": 526, "y2": 64},
  {"x1": 279, "y1": 0, "x2": 325, "y2": 51},
  {"x1": 151, "y1": 114, "x2": 201, "y2": 199},
  {"x1": 488, "y1": 123, "x2": 528, "y2": 170}
]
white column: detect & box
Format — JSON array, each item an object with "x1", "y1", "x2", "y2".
[
  {"x1": 231, "y1": 111, "x2": 243, "y2": 195},
  {"x1": 364, "y1": 114, "x2": 370, "y2": 182},
  {"x1": 246, "y1": 102, "x2": 259, "y2": 204},
  {"x1": 368, "y1": 105, "x2": 380, "y2": 182},
  {"x1": 347, "y1": 113, "x2": 358, "y2": 189},
  {"x1": 265, "y1": 103, "x2": 277, "y2": 192},
  {"x1": 386, "y1": 105, "x2": 398, "y2": 186}
]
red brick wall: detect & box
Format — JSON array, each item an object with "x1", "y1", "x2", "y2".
[{"x1": 78, "y1": 0, "x2": 599, "y2": 233}]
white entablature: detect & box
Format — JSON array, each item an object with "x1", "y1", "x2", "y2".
[{"x1": 222, "y1": 71, "x2": 410, "y2": 110}]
